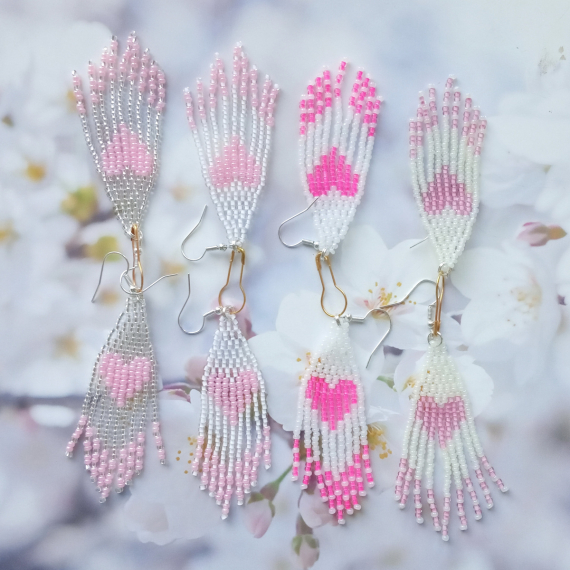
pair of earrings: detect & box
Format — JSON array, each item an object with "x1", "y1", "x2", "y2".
[
  {"x1": 66, "y1": 33, "x2": 507, "y2": 541},
  {"x1": 66, "y1": 36, "x2": 276, "y2": 521},
  {"x1": 282, "y1": 65, "x2": 508, "y2": 538}
]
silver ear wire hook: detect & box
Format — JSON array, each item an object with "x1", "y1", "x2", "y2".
[
  {"x1": 177, "y1": 274, "x2": 218, "y2": 335},
  {"x1": 379, "y1": 278, "x2": 437, "y2": 310},
  {"x1": 410, "y1": 236, "x2": 429, "y2": 249},
  {"x1": 181, "y1": 204, "x2": 228, "y2": 261},
  {"x1": 278, "y1": 197, "x2": 320, "y2": 249},
  {"x1": 348, "y1": 307, "x2": 392, "y2": 369},
  {"x1": 119, "y1": 269, "x2": 178, "y2": 295},
  {"x1": 92, "y1": 251, "x2": 131, "y2": 302}
]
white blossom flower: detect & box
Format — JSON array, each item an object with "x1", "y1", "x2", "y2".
[
  {"x1": 451, "y1": 241, "x2": 561, "y2": 382},
  {"x1": 124, "y1": 391, "x2": 221, "y2": 544}
]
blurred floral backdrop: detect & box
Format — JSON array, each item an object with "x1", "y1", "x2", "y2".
[{"x1": 1, "y1": 0, "x2": 570, "y2": 569}]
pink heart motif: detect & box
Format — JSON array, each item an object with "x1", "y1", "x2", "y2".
[
  {"x1": 101, "y1": 124, "x2": 153, "y2": 177},
  {"x1": 209, "y1": 135, "x2": 261, "y2": 189},
  {"x1": 210, "y1": 370, "x2": 259, "y2": 426},
  {"x1": 306, "y1": 147, "x2": 359, "y2": 197},
  {"x1": 98, "y1": 352, "x2": 152, "y2": 408},
  {"x1": 421, "y1": 166, "x2": 473, "y2": 216}
]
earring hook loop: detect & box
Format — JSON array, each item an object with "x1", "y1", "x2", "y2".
[
  {"x1": 316, "y1": 252, "x2": 348, "y2": 318},
  {"x1": 218, "y1": 247, "x2": 247, "y2": 314},
  {"x1": 278, "y1": 197, "x2": 320, "y2": 249}
]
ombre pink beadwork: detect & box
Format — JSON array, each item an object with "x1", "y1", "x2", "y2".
[
  {"x1": 292, "y1": 318, "x2": 373, "y2": 525},
  {"x1": 395, "y1": 339, "x2": 507, "y2": 540},
  {"x1": 298, "y1": 62, "x2": 382, "y2": 254}
]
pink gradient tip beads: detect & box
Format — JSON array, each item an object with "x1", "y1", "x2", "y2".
[
  {"x1": 67, "y1": 33, "x2": 169, "y2": 501},
  {"x1": 299, "y1": 61, "x2": 382, "y2": 254},
  {"x1": 180, "y1": 44, "x2": 277, "y2": 520},
  {"x1": 397, "y1": 77, "x2": 507, "y2": 540}
]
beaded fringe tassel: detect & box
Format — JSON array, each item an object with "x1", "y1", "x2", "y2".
[
  {"x1": 298, "y1": 62, "x2": 381, "y2": 254},
  {"x1": 66, "y1": 295, "x2": 164, "y2": 502},
  {"x1": 395, "y1": 340, "x2": 508, "y2": 541},
  {"x1": 292, "y1": 319, "x2": 374, "y2": 525},
  {"x1": 192, "y1": 310, "x2": 271, "y2": 520},
  {"x1": 409, "y1": 77, "x2": 486, "y2": 270}
]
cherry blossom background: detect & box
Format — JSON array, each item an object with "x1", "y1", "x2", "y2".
[{"x1": 1, "y1": 0, "x2": 570, "y2": 568}]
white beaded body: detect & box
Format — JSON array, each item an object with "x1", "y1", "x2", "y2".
[
  {"x1": 409, "y1": 77, "x2": 485, "y2": 270},
  {"x1": 395, "y1": 340, "x2": 507, "y2": 540},
  {"x1": 291, "y1": 318, "x2": 375, "y2": 525},
  {"x1": 184, "y1": 43, "x2": 278, "y2": 246},
  {"x1": 298, "y1": 62, "x2": 381, "y2": 254},
  {"x1": 191, "y1": 310, "x2": 270, "y2": 519}
]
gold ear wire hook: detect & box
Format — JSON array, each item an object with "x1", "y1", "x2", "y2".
[
  {"x1": 218, "y1": 247, "x2": 247, "y2": 314},
  {"x1": 130, "y1": 224, "x2": 144, "y2": 293},
  {"x1": 432, "y1": 269, "x2": 445, "y2": 337},
  {"x1": 315, "y1": 252, "x2": 348, "y2": 318}
]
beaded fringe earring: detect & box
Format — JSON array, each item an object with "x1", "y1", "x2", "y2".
[
  {"x1": 292, "y1": 319, "x2": 374, "y2": 525},
  {"x1": 179, "y1": 44, "x2": 278, "y2": 520},
  {"x1": 396, "y1": 77, "x2": 508, "y2": 540},
  {"x1": 66, "y1": 33, "x2": 171, "y2": 501},
  {"x1": 282, "y1": 61, "x2": 383, "y2": 526}
]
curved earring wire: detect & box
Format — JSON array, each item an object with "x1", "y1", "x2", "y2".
[
  {"x1": 349, "y1": 307, "x2": 392, "y2": 369},
  {"x1": 277, "y1": 197, "x2": 320, "y2": 249},
  {"x1": 119, "y1": 269, "x2": 177, "y2": 296},
  {"x1": 91, "y1": 251, "x2": 131, "y2": 302},
  {"x1": 380, "y1": 278, "x2": 437, "y2": 310},
  {"x1": 177, "y1": 274, "x2": 217, "y2": 335},
  {"x1": 181, "y1": 204, "x2": 227, "y2": 261}
]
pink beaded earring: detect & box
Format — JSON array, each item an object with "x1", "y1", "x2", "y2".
[
  {"x1": 279, "y1": 61, "x2": 386, "y2": 525},
  {"x1": 66, "y1": 33, "x2": 175, "y2": 501},
  {"x1": 178, "y1": 44, "x2": 278, "y2": 520},
  {"x1": 395, "y1": 77, "x2": 508, "y2": 540}
]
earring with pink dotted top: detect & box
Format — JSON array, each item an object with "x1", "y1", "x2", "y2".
[
  {"x1": 66, "y1": 32, "x2": 176, "y2": 501},
  {"x1": 178, "y1": 44, "x2": 278, "y2": 520},
  {"x1": 395, "y1": 77, "x2": 508, "y2": 540},
  {"x1": 278, "y1": 61, "x2": 385, "y2": 525}
]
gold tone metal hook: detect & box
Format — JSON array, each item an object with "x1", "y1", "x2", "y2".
[
  {"x1": 315, "y1": 252, "x2": 348, "y2": 318},
  {"x1": 432, "y1": 269, "x2": 445, "y2": 337},
  {"x1": 130, "y1": 224, "x2": 144, "y2": 293},
  {"x1": 218, "y1": 247, "x2": 247, "y2": 314}
]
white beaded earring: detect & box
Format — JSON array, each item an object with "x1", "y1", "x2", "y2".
[
  {"x1": 279, "y1": 61, "x2": 386, "y2": 525},
  {"x1": 178, "y1": 44, "x2": 277, "y2": 520},
  {"x1": 66, "y1": 33, "x2": 175, "y2": 501},
  {"x1": 395, "y1": 78, "x2": 507, "y2": 541}
]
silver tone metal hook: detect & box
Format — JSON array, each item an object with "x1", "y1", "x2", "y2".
[
  {"x1": 181, "y1": 205, "x2": 228, "y2": 261},
  {"x1": 119, "y1": 269, "x2": 177, "y2": 295},
  {"x1": 380, "y1": 278, "x2": 437, "y2": 310},
  {"x1": 92, "y1": 251, "x2": 131, "y2": 302},
  {"x1": 278, "y1": 197, "x2": 320, "y2": 249},
  {"x1": 348, "y1": 308, "x2": 392, "y2": 369},
  {"x1": 177, "y1": 274, "x2": 218, "y2": 335},
  {"x1": 410, "y1": 236, "x2": 429, "y2": 249}
]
